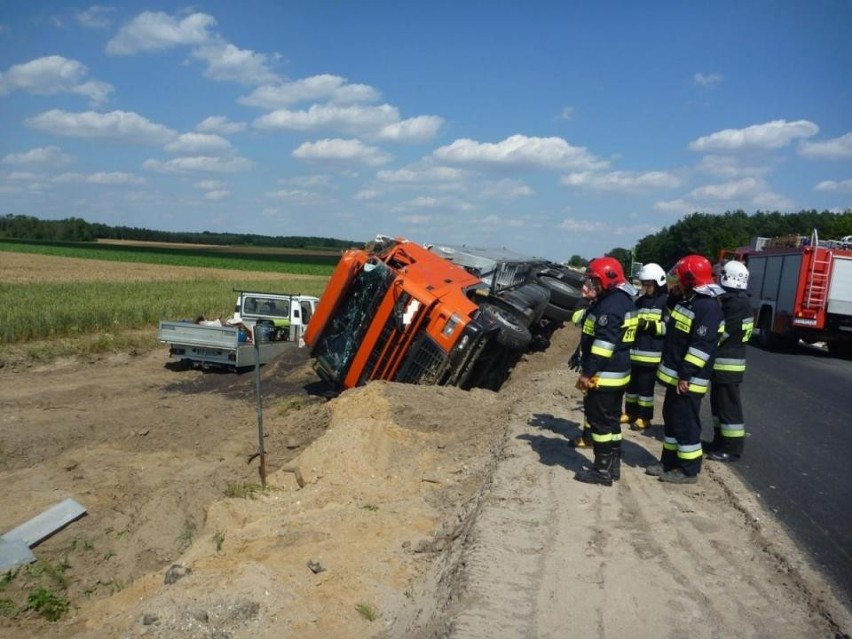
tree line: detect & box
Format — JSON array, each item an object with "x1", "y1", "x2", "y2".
[
  {"x1": 0, "y1": 214, "x2": 359, "y2": 251},
  {"x1": 589, "y1": 209, "x2": 851, "y2": 275}
]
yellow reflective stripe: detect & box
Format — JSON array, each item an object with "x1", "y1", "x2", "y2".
[
  {"x1": 663, "y1": 437, "x2": 678, "y2": 451},
  {"x1": 631, "y1": 353, "x2": 661, "y2": 364},
  {"x1": 678, "y1": 447, "x2": 703, "y2": 460},
  {"x1": 591, "y1": 339, "x2": 615, "y2": 357},
  {"x1": 687, "y1": 380, "x2": 708, "y2": 394},
  {"x1": 684, "y1": 353, "x2": 706, "y2": 367},
  {"x1": 595, "y1": 371, "x2": 630, "y2": 387},
  {"x1": 721, "y1": 427, "x2": 745, "y2": 438},
  {"x1": 592, "y1": 432, "x2": 614, "y2": 443}
]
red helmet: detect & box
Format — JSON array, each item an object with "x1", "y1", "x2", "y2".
[
  {"x1": 673, "y1": 254, "x2": 714, "y2": 288},
  {"x1": 585, "y1": 257, "x2": 626, "y2": 291}
]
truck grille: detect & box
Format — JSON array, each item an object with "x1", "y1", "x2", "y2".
[
  {"x1": 396, "y1": 333, "x2": 446, "y2": 384},
  {"x1": 360, "y1": 293, "x2": 440, "y2": 384}
]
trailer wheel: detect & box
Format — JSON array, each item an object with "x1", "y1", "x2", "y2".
[
  {"x1": 479, "y1": 302, "x2": 532, "y2": 351},
  {"x1": 538, "y1": 276, "x2": 582, "y2": 310}
]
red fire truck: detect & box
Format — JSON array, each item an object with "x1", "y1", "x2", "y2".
[{"x1": 721, "y1": 231, "x2": 852, "y2": 356}]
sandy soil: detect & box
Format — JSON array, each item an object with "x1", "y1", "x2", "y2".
[{"x1": 0, "y1": 326, "x2": 849, "y2": 638}]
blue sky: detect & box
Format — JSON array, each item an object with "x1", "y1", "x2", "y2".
[{"x1": 1, "y1": 1, "x2": 851, "y2": 261}]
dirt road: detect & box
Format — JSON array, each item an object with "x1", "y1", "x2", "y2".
[{"x1": 0, "y1": 326, "x2": 849, "y2": 638}]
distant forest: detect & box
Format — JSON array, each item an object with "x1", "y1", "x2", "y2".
[
  {"x1": 0, "y1": 214, "x2": 359, "y2": 251},
  {"x1": 632, "y1": 209, "x2": 852, "y2": 268}
]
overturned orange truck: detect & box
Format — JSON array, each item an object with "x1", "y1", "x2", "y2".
[{"x1": 303, "y1": 236, "x2": 581, "y2": 391}]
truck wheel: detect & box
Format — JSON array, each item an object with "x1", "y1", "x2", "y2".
[
  {"x1": 827, "y1": 340, "x2": 852, "y2": 359},
  {"x1": 757, "y1": 312, "x2": 775, "y2": 350},
  {"x1": 757, "y1": 311, "x2": 796, "y2": 351},
  {"x1": 543, "y1": 301, "x2": 574, "y2": 322},
  {"x1": 479, "y1": 302, "x2": 532, "y2": 351},
  {"x1": 538, "y1": 276, "x2": 582, "y2": 310}
]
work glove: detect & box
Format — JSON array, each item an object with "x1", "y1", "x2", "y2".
[
  {"x1": 639, "y1": 318, "x2": 661, "y2": 335},
  {"x1": 568, "y1": 346, "x2": 582, "y2": 371}
]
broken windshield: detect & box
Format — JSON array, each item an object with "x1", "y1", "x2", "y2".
[{"x1": 312, "y1": 260, "x2": 395, "y2": 384}]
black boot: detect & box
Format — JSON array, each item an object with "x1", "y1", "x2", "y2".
[
  {"x1": 575, "y1": 451, "x2": 614, "y2": 487},
  {"x1": 611, "y1": 446, "x2": 622, "y2": 481}
]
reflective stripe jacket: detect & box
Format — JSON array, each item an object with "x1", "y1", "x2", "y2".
[
  {"x1": 630, "y1": 289, "x2": 668, "y2": 367},
  {"x1": 711, "y1": 289, "x2": 753, "y2": 384},
  {"x1": 657, "y1": 291, "x2": 724, "y2": 395},
  {"x1": 580, "y1": 287, "x2": 638, "y2": 391}
]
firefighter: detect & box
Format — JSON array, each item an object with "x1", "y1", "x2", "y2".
[
  {"x1": 567, "y1": 277, "x2": 599, "y2": 449},
  {"x1": 620, "y1": 263, "x2": 668, "y2": 430},
  {"x1": 573, "y1": 257, "x2": 638, "y2": 486},
  {"x1": 706, "y1": 260, "x2": 753, "y2": 462},
  {"x1": 646, "y1": 255, "x2": 724, "y2": 484}
]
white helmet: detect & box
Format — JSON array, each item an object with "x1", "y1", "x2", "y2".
[
  {"x1": 719, "y1": 260, "x2": 749, "y2": 290},
  {"x1": 636, "y1": 262, "x2": 666, "y2": 286}
]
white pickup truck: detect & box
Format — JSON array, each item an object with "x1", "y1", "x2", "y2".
[{"x1": 158, "y1": 291, "x2": 320, "y2": 370}]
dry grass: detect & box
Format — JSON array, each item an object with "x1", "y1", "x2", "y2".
[{"x1": 1, "y1": 251, "x2": 328, "y2": 285}]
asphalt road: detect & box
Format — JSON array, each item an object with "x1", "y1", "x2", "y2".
[{"x1": 700, "y1": 343, "x2": 852, "y2": 605}]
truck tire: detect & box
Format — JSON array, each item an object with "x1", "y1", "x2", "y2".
[
  {"x1": 543, "y1": 301, "x2": 574, "y2": 322},
  {"x1": 827, "y1": 340, "x2": 852, "y2": 359},
  {"x1": 757, "y1": 311, "x2": 796, "y2": 351},
  {"x1": 479, "y1": 302, "x2": 532, "y2": 351},
  {"x1": 538, "y1": 275, "x2": 582, "y2": 310}
]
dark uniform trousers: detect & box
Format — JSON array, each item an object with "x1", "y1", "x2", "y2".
[
  {"x1": 661, "y1": 387, "x2": 704, "y2": 477},
  {"x1": 624, "y1": 365, "x2": 657, "y2": 422},
  {"x1": 584, "y1": 388, "x2": 624, "y2": 457},
  {"x1": 710, "y1": 383, "x2": 745, "y2": 456}
]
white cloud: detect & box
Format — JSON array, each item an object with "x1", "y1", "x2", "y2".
[
  {"x1": 799, "y1": 133, "x2": 852, "y2": 160},
  {"x1": 558, "y1": 107, "x2": 574, "y2": 120},
  {"x1": 54, "y1": 171, "x2": 144, "y2": 184},
  {"x1": 689, "y1": 120, "x2": 818, "y2": 152},
  {"x1": 76, "y1": 6, "x2": 115, "y2": 29},
  {"x1": 689, "y1": 177, "x2": 762, "y2": 200},
  {"x1": 264, "y1": 189, "x2": 323, "y2": 203},
  {"x1": 377, "y1": 166, "x2": 465, "y2": 183},
  {"x1": 106, "y1": 11, "x2": 216, "y2": 54},
  {"x1": 143, "y1": 155, "x2": 254, "y2": 174},
  {"x1": 2, "y1": 146, "x2": 73, "y2": 166},
  {"x1": 203, "y1": 189, "x2": 230, "y2": 200},
  {"x1": 253, "y1": 103, "x2": 441, "y2": 142},
  {"x1": 292, "y1": 138, "x2": 391, "y2": 166},
  {"x1": 478, "y1": 178, "x2": 534, "y2": 199},
  {"x1": 433, "y1": 134, "x2": 608, "y2": 172},
  {"x1": 655, "y1": 177, "x2": 795, "y2": 213},
  {"x1": 400, "y1": 214, "x2": 433, "y2": 225},
  {"x1": 355, "y1": 189, "x2": 381, "y2": 201},
  {"x1": 194, "y1": 179, "x2": 225, "y2": 190},
  {"x1": 815, "y1": 178, "x2": 852, "y2": 193},
  {"x1": 558, "y1": 218, "x2": 607, "y2": 232},
  {"x1": 693, "y1": 72, "x2": 723, "y2": 88},
  {"x1": 561, "y1": 170, "x2": 680, "y2": 192},
  {"x1": 26, "y1": 109, "x2": 177, "y2": 146},
  {"x1": 88, "y1": 172, "x2": 145, "y2": 185},
  {"x1": 695, "y1": 154, "x2": 773, "y2": 179},
  {"x1": 0, "y1": 55, "x2": 113, "y2": 104},
  {"x1": 6, "y1": 171, "x2": 39, "y2": 181},
  {"x1": 196, "y1": 116, "x2": 246, "y2": 135},
  {"x1": 239, "y1": 74, "x2": 380, "y2": 108},
  {"x1": 165, "y1": 132, "x2": 232, "y2": 156},
  {"x1": 378, "y1": 116, "x2": 443, "y2": 142},
  {"x1": 191, "y1": 42, "x2": 278, "y2": 85}
]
